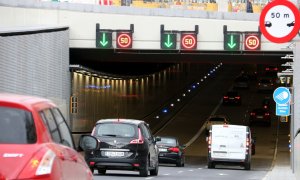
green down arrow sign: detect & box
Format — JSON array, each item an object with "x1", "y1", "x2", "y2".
[
  {"x1": 161, "y1": 33, "x2": 176, "y2": 49},
  {"x1": 224, "y1": 33, "x2": 240, "y2": 51},
  {"x1": 96, "y1": 31, "x2": 112, "y2": 48}
]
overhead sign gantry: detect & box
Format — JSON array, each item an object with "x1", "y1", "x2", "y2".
[
  {"x1": 96, "y1": 23, "x2": 134, "y2": 49},
  {"x1": 223, "y1": 25, "x2": 261, "y2": 51},
  {"x1": 160, "y1": 25, "x2": 198, "y2": 50}
]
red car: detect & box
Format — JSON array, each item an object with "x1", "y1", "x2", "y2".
[{"x1": 0, "y1": 93, "x2": 93, "y2": 180}]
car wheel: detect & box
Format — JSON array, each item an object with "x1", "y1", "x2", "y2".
[
  {"x1": 150, "y1": 160, "x2": 159, "y2": 176},
  {"x1": 176, "y1": 158, "x2": 182, "y2": 167},
  {"x1": 140, "y1": 158, "x2": 149, "y2": 177},
  {"x1": 245, "y1": 162, "x2": 251, "y2": 170},
  {"x1": 208, "y1": 160, "x2": 215, "y2": 169},
  {"x1": 97, "y1": 169, "x2": 106, "y2": 175}
]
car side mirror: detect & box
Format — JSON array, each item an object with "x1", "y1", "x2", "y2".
[
  {"x1": 155, "y1": 136, "x2": 161, "y2": 142},
  {"x1": 78, "y1": 135, "x2": 98, "y2": 151}
]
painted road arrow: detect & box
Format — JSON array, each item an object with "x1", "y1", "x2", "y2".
[
  {"x1": 164, "y1": 34, "x2": 173, "y2": 48},
  {"x1": 227, "y1": 35, "x2": 236, "y2": 49},
  {"x1": 100, "y1": 33, "x2": 108, "y2": 47}
]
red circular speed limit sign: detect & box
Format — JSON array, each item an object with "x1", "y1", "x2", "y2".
[
  {"x1": 181, "y1": 34, "x2": 197, "y2": 50},
  {"x1": 117, "y1": 32, "x2": 132, "y2": 48},
  {"x1": 259, "y1": 0, "x2": 300, "y2": 43},
  {"x1": 245, "y1": 34, "x2": 261, "y2": 50}
]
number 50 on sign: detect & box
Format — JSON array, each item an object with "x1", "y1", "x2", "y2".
[{"x1": 244, "y1": 34, "x2": 261, "y2": 50}]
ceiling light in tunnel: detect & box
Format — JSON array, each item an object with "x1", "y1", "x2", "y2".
[
  {"x1": 197, "y1": 82, "x2": 200, "y2": 85},
  {"x1": 162, "y1": 109, "x2": 168, "y2": 113},
  {"x1": 182, "y1": 93, "x2": 186, "y2": 97},
  {"x1": 192, "y1": 85, "x2": 196, "y2": 88},
  {"x1": 177, "y1": 98, "x2": 181, "y2": 102},
  {"x1": 155, "y1": 116, "x2": 160, "y2": 119},
  {"x1": 170, "y1": 103, "x2": 174, "y2": 107},
  {"x1": 188, "y1": 89, "x2": 191, "y2": 92}
]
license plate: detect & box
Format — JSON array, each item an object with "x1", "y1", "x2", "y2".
[
  {"x1": 257, "y1": 116, "x2": 263, "y2": 118},
  {"x1": 213, "y1": 152, "x2": 227, "y2": 157},
  {"x1": 105, "y1": 151, "x2": 124, "y2": 157},
  {"x1": 159, "y1": 148, "x2": 168, "y2": 152}
]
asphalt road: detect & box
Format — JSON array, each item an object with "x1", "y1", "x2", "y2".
[{"x1": 93, "y1": 64, "x2": 278, "y2": 180}]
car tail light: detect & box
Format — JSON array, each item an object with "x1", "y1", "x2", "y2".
[
  {"x1": 223, "y1": 96, "x2": 228, "y2": 99},
  {"x1": 133, "y1": 163, "x2": 140, "y2": 167},
  {"x1": 130, "y1": 128, "x2": 144, "y2": 144},
  {"x1": 250, "y1": 112, "x2": 255, "y2": 116},
  {"x1": 274, "y1": 68, "x2": 278, "y2": 71},
  {"x1": 35, "y1": 150, "x2": 56, "y2": 176},
  {"x1": 208, "y1": 135, "x2": 212, "y2": 153},
  {"x1": 265, "y1": 113, "x2": 270, "y2": 116},
  {"x1": 263, "y1": 105, "x2": 268, "y2": 109},
  {"x1": 235, "y1": 96, "x2": 240, "y2": 99},
  {"x1": 246, "y1": 138, "x2": 250, "y2": 147},
  {"x1": 265, "y1": 68, "x2": 270, "y2": 71},
  {"x1": 18, "y1": 149, "x2": 56, "y2": 179},
  {"x1": 168, "y1": 147, "x2": 180, "y2": 153}
]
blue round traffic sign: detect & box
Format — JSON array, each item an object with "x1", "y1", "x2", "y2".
[{"x1": 273, "y1": 87, "x2": 291, "y2": 104}]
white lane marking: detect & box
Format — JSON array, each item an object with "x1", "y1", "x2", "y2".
[
  {"x1": 188, "y1": 169, "x2": 194, "y2": 172},
  {"x1": 185, "y1": 98, "x2": 223, "y2": 147},
  {"x1": 219, "y1": 173, "x2": 228, "y2": 176},
  {"x1": 163, "y1": 174, "x2": 170, "y2": 176},
  {"x1": 177, "y1": 171, "x2": 184, "y2": 173},
  {"x1": 198, "y1": 168, "x2": 203, "y2": 170},
  {"x1": 145, "y1": 177, "x2": 153, "y2": 179}
]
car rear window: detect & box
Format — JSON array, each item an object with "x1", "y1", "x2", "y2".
[
  {"x1": 227, "y1": 92, "x2": 238, "y2": 96},
  {"x1": 157, "y1": 138, "x2": 176, "y2": 146},
  {"x1": 209, "y1": 117, "x2": 225, "y2": 122},
  {"x1": 94, "y1": 123, "x2": 137, "y2": 138},
  {"x1": 0, "y1": 107, "x2": 37, "y2": 144}
]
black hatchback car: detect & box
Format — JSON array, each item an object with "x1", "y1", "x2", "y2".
[
  {"x1": 157, "y1": 136, "x2": 185, "y2": 167},
  {"x1": 80, "y1": 119, "x2": 160, "y2": 177},
  {"x1": 222, "y1": 91, "x2": 242, "y2": 105}
]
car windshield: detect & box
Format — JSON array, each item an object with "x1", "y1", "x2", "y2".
[
  {"x1": 95, "y1": 123, "x2": 137, "y2": 138},
  {"x1": 157, "y1": 137, "x2": 176, "y2": 146},
  {"x1": 209, "y1": 117, "x2": 225, "y2": 122},
  {"x1": 0, "y1": 107, "x2": 37, "y2": 144}
]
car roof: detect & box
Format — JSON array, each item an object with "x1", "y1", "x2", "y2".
[
  {"x1": 208, "y1": 115, "x2": 228, "y2": 119},
  {"x1": 0, "y1": 93, "x2": 55, "y2": 110},
  {"x1": 95, "y1": 119, "x2": 145, "y2": 125}
]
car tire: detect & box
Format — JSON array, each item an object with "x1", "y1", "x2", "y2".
[
  {"x1": 176, "y1": 159, "x2": 182, "y2": 167},
  {"x1": 245, "y1": 162, "x2": 251, "y2": 170},
  {"x1": 140, "y1": 158, "x2": 149, "y2": 177},
  {"x1": 208, "y1": 161, "x2": 214, "y2": 169},
  {"x1": 97, "y1": 169, "x2": 106, "y2": 175},
  {"x1": 150, "y1": 161, "x2": 159, "y2": 176}
]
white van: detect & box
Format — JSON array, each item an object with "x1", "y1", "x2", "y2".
[{"x1": 207, "y1": 124, "x2": 252, "y2": 170}]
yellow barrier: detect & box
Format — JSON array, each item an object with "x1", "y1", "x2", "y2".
[{"x1": 206, "y1": 3, "x2": 218, "y2": 11}]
